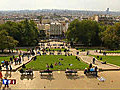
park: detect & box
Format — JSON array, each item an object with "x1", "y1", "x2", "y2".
[
  {"x1": 0, "y1": 41, "x2": 120, "y2": 89},
  {"x1": 0, "y1": 19, "x2": 120, "y2": 90}
]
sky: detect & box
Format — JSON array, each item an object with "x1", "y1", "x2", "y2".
[{"x1": 0, "y1": 0, "x2": 120, "y2": 11}]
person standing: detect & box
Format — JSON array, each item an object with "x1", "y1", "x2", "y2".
[
  {"x1": 0, "y1": 71, "x2": 3, "y2": 81},
  {"x1": 93, "y1": 57, "x2": 95, "y2": 64},
  {"x1": 10, "y1": 57, "x2": 13, "y2": 64},
  {"x1": 22, "y1": 54, "x2": 24, "y2": 61},
  {"x1": 28, "y1": 55, "x2": 30, "y2": 60},
  {"x1": 3, "y1": 77, "x2": 9, "y2": 89},
  {"x1": 5, "y1": 61, "x2": 9, "y2": 70}
]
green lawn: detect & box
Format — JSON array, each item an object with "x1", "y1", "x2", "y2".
[
  {"x1": 0, "y1": 56, "x2": 18, "y2": 63},
  {"x1": 102, "y1": 50, "x2": 120, "y2": 53},
  {"x1": 26, "y1": 55, "x2": 88, "y2": 70},
  {"x1": 92, "y1": 55, "x2": 120, "y2": 66}
]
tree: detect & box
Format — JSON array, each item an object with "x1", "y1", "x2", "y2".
[
  {"x1": 37, "y1": 16, "x2": 43, "y2": 24},
  {"x1": 66, "y1": 19, "x2": 101, "y2": 46},
  {"x1": 101, "y1": 23, "x2": 120, "y2": 49},
  {"x1": 0, "y1": 30, "x2": 18, "y2": 52},
  {"x1": 0, "y1": 20, "x2": 40, "y2": 47}
]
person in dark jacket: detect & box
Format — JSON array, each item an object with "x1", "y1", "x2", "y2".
[{"x1": 50, "y1": 64, "x2": 53, "y2": 68}]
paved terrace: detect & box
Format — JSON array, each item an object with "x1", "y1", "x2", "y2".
[{"x1": 1, "y1": 71, "x2": 120, "y2": 89}]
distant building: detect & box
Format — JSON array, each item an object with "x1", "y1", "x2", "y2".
[
  {"x1": 42, "y1": 19, "x2": 51, "y2": 24},
  {"x1": 106, "y1": 8, "x2": 109, "y2": 14},
  {"x1": 37, "y1": 24, "x2": 50, "y2": 37},
  {"x1": 94, "y1": 15, "x2": 115, "y2": 25},
  {"x1": 50, "y1": 22, "x2": 64, "y2": 39}
]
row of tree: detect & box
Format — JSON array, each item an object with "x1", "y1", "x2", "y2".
[
  {"x1": 66, "y1": 19, "x2": 120, "y2": 49},
  {"x1": 0, "y1": 19, "x2": 42, "y2": 52}
]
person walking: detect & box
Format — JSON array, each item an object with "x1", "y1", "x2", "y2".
[{"x1": 9, "y1": 62, "x2": 12, "y2": 78}]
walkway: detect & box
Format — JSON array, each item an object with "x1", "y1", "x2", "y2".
[
  {"x1": 2, "y1": 51, "x2": 35, "y2": 71},
  {"x1": 69, "y1": 48, "x2": 120, "y2": 71},
  {"x1": 90, "y1": 50, "x2": 120, "y2": 56}
]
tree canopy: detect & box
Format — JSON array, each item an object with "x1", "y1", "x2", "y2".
[
  {"x1": 0, "y1": 19, "x2": 40, "y2": 47},
  {"x1": 66, "y1": 19, "x2": 101, "y2": 46}
]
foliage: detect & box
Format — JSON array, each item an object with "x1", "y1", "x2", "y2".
[
  {"x1": 0, "y1": 30, "x2": 18, "y2": 52},
  {"x1": 66, "y1": 19, "x2": 101, "y2": 46},
  {"x1": 101, "y1": 23, "x2": 120, "y2": 49},
  {"x1": 0, "y1": 19, "x2": 40, "y2": 47}
]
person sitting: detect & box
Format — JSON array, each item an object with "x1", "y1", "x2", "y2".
[
  {"x1": 58, "y1": 62, "x2": 62, "y2": 65},
  {"x1": 102, "y1": 61, "x2": 106, "y2": 64},
  {"x1": 100, "y1": 57, "x2": 102, "y2": 60},
  {"x1": 90, "y1": 68, "x2": 95, "y2": 72},
  {"x1": 22, "y1": 64, "x2": 26, "y2": 68},
  {"x1": 27, "y1": 68, "x2": 33, "y2": 75},
  {"x1": 45, "y1": 68, "x2": 51, "y2": 72},
  {"x1": 50, "y1": 64, "x2": 53, "y2": 68},
  {"x1": 46, "y1": 64, "x2": 49, "y2": 68},
  {"x1": 89, "y1": 63, "x2": 92, "y2": 68},
  {"x1": 20, "y1": 68, "x2": 24, "y2": 74},
  {"x1": 54, "y1": 62, "x2": 57, "y2": 66},
  {"x1": 66, "y1": 68, "x2": 71, "y2": 71},
  {"x1": 84, "y1": 68, "x2": 88, "y2": 74}
]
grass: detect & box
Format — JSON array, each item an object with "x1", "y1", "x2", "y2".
[
  {"x1": 0, "y1": 56, "x2": 18, "y2": 63},
  {"x1": 91, "y1": 55, "x2": 120, "y2": 66},
  {"x1": 102, "y1": 50, "x2": 120, "y2": 53},
  {"x1": 26, "y1": 55, "x2": 88, "y2": 70}
]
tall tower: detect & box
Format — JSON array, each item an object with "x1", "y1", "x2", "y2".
[{"x1": 106, "y1": 8, "x2": 109, "y2": 14}]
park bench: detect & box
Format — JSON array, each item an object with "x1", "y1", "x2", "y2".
[
  {"x1": 65, "y1": 71, "x2": 77, "y2": 76},
  {"x1": 85, "y1": 71, "x2": 97, "y2": 76},
  {"x1": 20, "y1": 69, "x2": 33, "y2": 76},
  {"x1": 40, "y1": 70, "x2": 53, "y2": 76}
]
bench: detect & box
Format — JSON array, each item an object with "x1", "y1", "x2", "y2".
[
  {"x1": 65, "y1": 71, "x2": 77, "y2": 76},
  {"x1": 85, "y1": 71, "x2": 97, "y2": 76},
  {"x1": 20, "y1": 69, "x2": 33, "y2": 76},
  {"x1": 40, "y1": 70, "x2": 53, "y2": 76}
]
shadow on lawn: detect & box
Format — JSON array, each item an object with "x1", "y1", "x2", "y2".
[{"x1": 40, "y1": 75, "x2": 55, "y2": 81}]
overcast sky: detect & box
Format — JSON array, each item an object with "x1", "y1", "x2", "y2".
[{"x1": 0, "y1": 0, "x2": 120, "y2": 11}]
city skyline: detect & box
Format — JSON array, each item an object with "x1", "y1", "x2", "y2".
[{"x1": 0, "y1": 0, "x2": 120, "y2": 11}]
